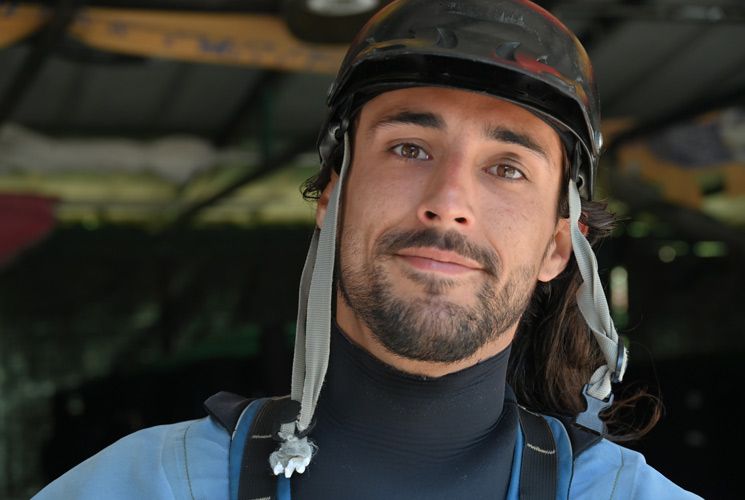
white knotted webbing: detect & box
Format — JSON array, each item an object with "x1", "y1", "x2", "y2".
[
  {"x1": 270, "y1": 133, "x2": 351, "y2": 477},
  {"x1": 568, "y1": 180, "x2": 628, "y2": 401}
]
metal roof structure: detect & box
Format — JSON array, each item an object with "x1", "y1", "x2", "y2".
[{"x1": 0, "y1": 0, "x2": 744, "y2": 243}]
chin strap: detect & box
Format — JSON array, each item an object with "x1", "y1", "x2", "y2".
[
  {"x1": 269, "y1": 132, "x2": 351, "y2": 478},
  {"x1": 567, "y1": 179, "x2": 628, "y2": 433}
]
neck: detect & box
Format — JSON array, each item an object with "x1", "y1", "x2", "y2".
[
  {"x1": 319, "y1": 323, "x2": 511, "y2": 449},
  {"x1": 292, "y1": 323, "x2": 518, "y2": 499}
]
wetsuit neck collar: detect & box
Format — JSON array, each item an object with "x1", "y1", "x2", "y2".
[{"x1": 320, "y1": 322, "x2": 511, "y2": 450}]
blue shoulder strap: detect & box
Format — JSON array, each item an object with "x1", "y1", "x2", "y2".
[
  {"x1": 543, "y1": 415, "x2": 575, "y2": 499},
  {"x1": 206, "y1": 392, "x2": 591, "y2": 500},
  {"x1": 516, "y1": 406, "x2": 558, "y2": 500},
  {"x1": 509, "y1": 407, "x2": 582, "y2": 500},
  {"x1": 205, "y1": 392, "x2": 293, "y2": 500}
]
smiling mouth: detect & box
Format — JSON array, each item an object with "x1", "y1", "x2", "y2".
[{"x1": 395, "y1": 248, "x2": 483, "y2": 275}]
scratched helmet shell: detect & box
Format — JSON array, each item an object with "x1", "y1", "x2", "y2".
[{"x1": 318, "y1": 0, "x2": 602, "y2": 198}]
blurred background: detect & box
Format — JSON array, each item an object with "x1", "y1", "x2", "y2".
[{"x1": 0, "y1": 0, "x2": 743, "y2": 498}]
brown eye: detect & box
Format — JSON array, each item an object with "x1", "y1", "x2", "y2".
[
  {"x1": 487, "y1": 164, "x2": 526, "y2": 180},
  {"x1": 392, "y1": 143, "x2": 431, "y2": 160}
]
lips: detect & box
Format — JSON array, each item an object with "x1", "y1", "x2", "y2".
[
  {"x1": 377, "y1": 228, "x2": 498, "y2": 276},
  {"x1": 395, "y1": 247, "x2": 483, "y2": 274}
]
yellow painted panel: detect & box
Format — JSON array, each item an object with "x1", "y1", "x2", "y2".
[
  {"x1": 723, "y1": 164, "x2": 745, "y2": 196},
  {"x1": 68, "y1": 8, "x2": 347, "y2": 74},
  {"x1": 619, "y1": 144, "x2": 702, "y2": 208},
  {"x1": 0, "y1": 5, "x2": 46, "y2": 47}
]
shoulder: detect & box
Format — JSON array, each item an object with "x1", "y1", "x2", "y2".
[
  {"x1": 33, "y1": 416, "x2": 230, "y2": 500},
  {"x1": 569, "y1": 438, "x2": 702, "y2": 499}
]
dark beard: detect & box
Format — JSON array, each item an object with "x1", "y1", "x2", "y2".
[{"x1": 338, "y1": 228, "x2": 536, "y2": 363}]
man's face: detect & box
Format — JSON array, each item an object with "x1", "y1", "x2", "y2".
[{"x1": 320, "y1": 87, "x2": 571, "y2": 366}]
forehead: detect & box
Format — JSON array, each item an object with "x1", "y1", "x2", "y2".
[
  {"x1": 359, "y1": 87, "x2": 552, "y2": 130},
  {"x1": 356, "y1": 86, "x2": 564, "y2": 164}
]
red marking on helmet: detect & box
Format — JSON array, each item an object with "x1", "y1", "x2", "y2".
[{"x1": 513, "y1": 50, "x2": 563, "y2": 78}]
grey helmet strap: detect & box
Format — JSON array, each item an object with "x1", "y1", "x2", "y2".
[
  {"x1": 568, "y1": 179, "x2": 628, "y2": 433},
  {"x1": 269, "y1": 132, "x2": 351, "y2": 477}
]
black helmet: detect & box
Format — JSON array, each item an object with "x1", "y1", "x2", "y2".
[{"x1": 318, "y1": 0, "x2": 602, "y2": 199}]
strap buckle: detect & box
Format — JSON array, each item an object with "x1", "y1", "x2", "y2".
[
  {"x1": 575, "y1": 384, "x2": 613, "y2": 435},
  {"x1": 611, "y1": 344, "x2": 627, "y2": 384}
]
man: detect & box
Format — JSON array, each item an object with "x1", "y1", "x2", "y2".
[{"x1": 35, "y1": 1, "x2": 699, "y2": 498}]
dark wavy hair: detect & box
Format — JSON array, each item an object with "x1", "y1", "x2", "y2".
[
  {"x1": 302, "y1": 127, "x2": 661, "y2": 441},
  {"x1": 511, "y1": 190, "x2": 661, "y2": 441}
]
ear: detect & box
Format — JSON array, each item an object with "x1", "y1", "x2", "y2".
[
  {"x1": 315, "y1": 170, "x2": 339, "y2": 229},
  {"x1": 538, "y1": 217, "x2": 573, "y2": 282}
]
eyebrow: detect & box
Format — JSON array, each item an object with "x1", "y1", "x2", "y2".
[
  {"x1": 370, "y1": 110, "x2": 445, "y2": 131},
  {"x1": 486, "y1": 125, "x2": 548, "y2": 161},
  {"x1": 369, "y1": 110, "x2": 550, "y2": 161}
]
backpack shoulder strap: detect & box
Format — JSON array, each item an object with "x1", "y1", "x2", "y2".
[
  {"x1": 517, "y1": 406, "x2": 557, "y2": 500},
  {"x1": 237, "y1": 396, "x2": 295, "y2": 500},
  {"x1": 204, "y1": 392, "x2": 295, "y2": 500},
  {"x1": 514, "y1": 410, "x2": 602, "y2": 500}
]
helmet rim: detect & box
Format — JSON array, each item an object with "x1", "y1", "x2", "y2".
[{"x1": 318, "y1": 0, "x2": 602, "y2": 199}]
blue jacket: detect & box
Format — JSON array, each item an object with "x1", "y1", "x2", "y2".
[{"x1": 34, "y1": 409, "x2": 700, "y2": 499}]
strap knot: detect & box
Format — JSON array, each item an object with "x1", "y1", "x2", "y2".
[{"x1": 269, "y1": 430, "x2": 315, "y2": 478}]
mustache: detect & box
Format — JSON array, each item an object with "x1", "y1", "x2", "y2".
[{"x1": 377, "y1": 228, "x2": 500, "y2": 276}]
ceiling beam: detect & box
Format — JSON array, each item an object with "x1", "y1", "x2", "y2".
[
  {"x1": 163, "y1": 131, "x2": 317, "y2": 230},
  {"x1": 213, "y1": 70, "x2": 286, "y2": 148},
  {"x1": 0, "y1": 0, "x2": 81, "y2": 127},
  {"x1": 554, "y1": 1, "x2": 745, "y2": 24},
  {"x1": 29, "y1": 0, "x2": 279, "y2": 13},
  {"x1": 605, "y1": 82, "x2": 745, "y2": 155},
  {"x1": 600, "y1": 24, "x2": 710, "y2": 115}
]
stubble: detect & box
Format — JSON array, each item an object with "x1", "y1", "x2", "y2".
[{"x1": 338, "y1": 227, "x2": 537, "y2": 363}]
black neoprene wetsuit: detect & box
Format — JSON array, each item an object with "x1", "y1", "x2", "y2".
[{"x1": 292, "y1": 323, "x2": 517, "y2": 500}]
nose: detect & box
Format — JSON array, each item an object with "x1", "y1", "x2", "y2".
[{"x1": 416, "y1": 157, "x2": 474, "y2": 228}]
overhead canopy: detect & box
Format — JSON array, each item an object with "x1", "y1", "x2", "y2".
[
  {"x1": 0, "y1": 0, "x2": 744, "y2": 237},
  {"x1": 0, "y1": 4, "x2": 346, "y2": 73}
]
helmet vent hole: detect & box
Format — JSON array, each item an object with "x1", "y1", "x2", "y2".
[
  {"x1": 411, "y1": 27, "x2": 458, "y2": 48},
  {"x1": 494, "y1": 41, "x2": 521, "y2": 61},
  {"x1": 536, "y1": 54, "x2": 548, "y2": 64}
]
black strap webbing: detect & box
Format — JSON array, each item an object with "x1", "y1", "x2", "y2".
[
  {"x1": 204, "y1": 392, "x2": 286, "y2": 500},
  {"x1": 557, "y1": 415, "x2": 602, "y2": 459},
  {"x1": 239, "y1": 396, "x2": 293, "y2": 500},
  {"x1": 517, "y1": 406, "x2": 557, "y2": 500}
]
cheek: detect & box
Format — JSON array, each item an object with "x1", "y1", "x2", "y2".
[
  {"x1": 344, "y1": 177, "x2": 384, "y2": 230},
  {"x1": 341, "y1": 163, "x2": 402, "y2": 253},
  {"x1": 481, "y1": 196, "x2": 556, "y2": 265},
  {"x1": 346, "y1": 158, "x2": 417, "y2": 222}
]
